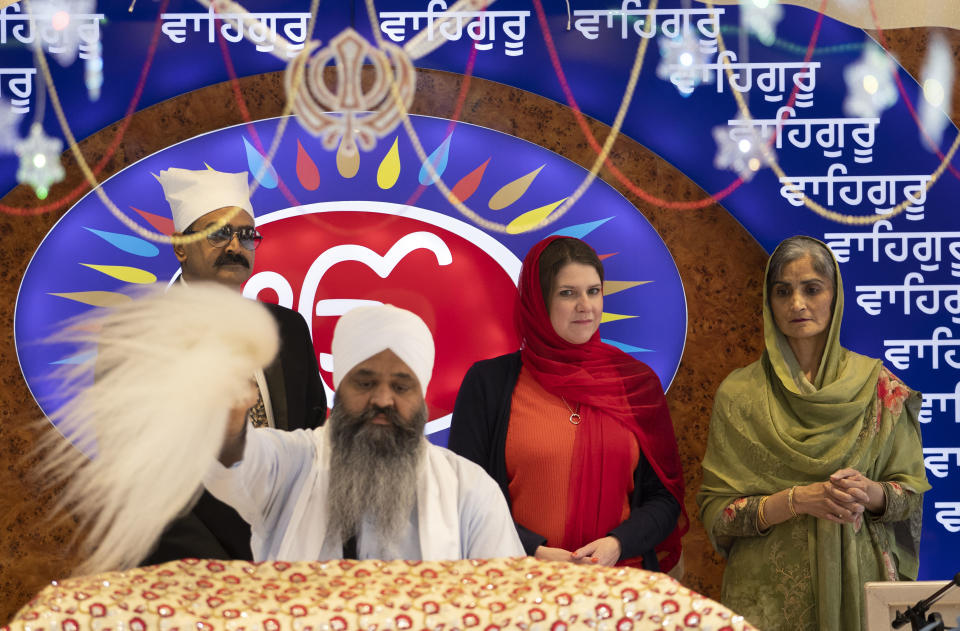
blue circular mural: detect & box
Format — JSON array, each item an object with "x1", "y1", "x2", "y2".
[{"x1": 15, "y1": 115, "x2": 687, "y2": 447}]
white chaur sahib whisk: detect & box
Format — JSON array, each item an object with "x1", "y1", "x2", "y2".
[{"x1": 36, "y1": 282, "x2": 278, "y2": 575}]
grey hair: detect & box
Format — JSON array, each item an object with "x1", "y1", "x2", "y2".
[{"x1": 767, "y1": 236, "x2": 836, "y2": 294}]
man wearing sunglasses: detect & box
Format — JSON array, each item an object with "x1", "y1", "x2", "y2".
[{"x1": 144, "y1": 166, "x2": 327, "y2": 565}]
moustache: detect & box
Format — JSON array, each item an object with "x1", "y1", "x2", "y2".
[
  {"x1": 215, "y1": 252, "x2": 250, "y2": 268},
  {"x1": 359, "y1": 404, "x2": 407, "y2": 429}
]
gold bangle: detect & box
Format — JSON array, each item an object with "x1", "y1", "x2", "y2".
[
  {"x1": 757, "y1": 495, "x2": 770, "y2": 531},
  {"x1": 787, "y1": 486, "x2": 798, "y2": 518}
]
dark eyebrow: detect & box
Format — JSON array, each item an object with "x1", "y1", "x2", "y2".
[
  {"x1": 351, "y1": 369, "x2": 415, "y2": 381},
  {"x1": 204, "y1": 221, "x2": 252, "y2": 229},
  {"x1": 773, "y1": 279, "x2": 825, "y2": 286}
]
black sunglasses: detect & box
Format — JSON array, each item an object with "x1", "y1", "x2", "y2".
[{"x1": 184, "y1": 225, "x2": 263, "y2": 251}]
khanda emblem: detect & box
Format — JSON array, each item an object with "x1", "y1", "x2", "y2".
[{"x1": 284, "y1": 28, "x2": 416, "y2": 157}]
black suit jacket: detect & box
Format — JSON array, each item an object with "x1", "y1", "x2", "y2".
[{"x1": 144, "y1": 302, "x2": 326, "y2": 564}]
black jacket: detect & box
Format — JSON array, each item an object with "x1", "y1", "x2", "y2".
[
  {"x1": 448, "y1": 352, "x2": 678, "y2": 571},
  {"x1": 144, "y1": 302, "x2": 326, "y2": 564}
]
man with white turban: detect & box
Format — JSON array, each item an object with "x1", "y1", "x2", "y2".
[
  {"x1": 146, "y1": 167, "x2": 327, "y2": 565},
  {"x1": 161, "y1": 166, "x2": 259, "y2": 290},
  {"x1": 205, "y1": 304, "x2": 524, "y2": 561}
]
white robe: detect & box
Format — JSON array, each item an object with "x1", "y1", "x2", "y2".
[{"x1": 204, "y1": 426, "x2": 524, "y2": 561}]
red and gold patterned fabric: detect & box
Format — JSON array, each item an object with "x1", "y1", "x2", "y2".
[{"x1": 5, "y1": 558, "x2": 753, "y2": 631}]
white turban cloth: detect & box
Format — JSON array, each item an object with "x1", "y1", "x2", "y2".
[
  {"x1": 158, "y1": 167, "x2": 254, "y2": 232},
  {"x1": 331, "y1": 304, "x2": 435, "y2": 397}
]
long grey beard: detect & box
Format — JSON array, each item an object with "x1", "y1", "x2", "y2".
[{"x1": 326, "y1": 398, "x2": 427, "y2": 553}]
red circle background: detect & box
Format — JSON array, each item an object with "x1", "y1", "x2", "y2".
[{"x1": 249, "y1": 209, "x2": 520, "y2": 420}]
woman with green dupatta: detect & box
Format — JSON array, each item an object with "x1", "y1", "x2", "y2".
[{"x1": 698, "y1": 236, "x2": 930, "y2": 631}]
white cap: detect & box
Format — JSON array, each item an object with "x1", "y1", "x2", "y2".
[
  {"x1": 331, "y1": 304, "x2": 435, "y2": 397},
  {"x1": 158, "y1": 167, "x2": 254, "y2": 232}
]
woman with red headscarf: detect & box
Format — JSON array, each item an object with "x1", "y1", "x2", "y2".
[{"x1": 449, "y1": 236, "x2": 687, "y2": 571}]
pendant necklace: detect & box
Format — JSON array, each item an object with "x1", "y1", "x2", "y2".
[{"x1": 560, "y1": 395, "x2": 582, "y2": 425}]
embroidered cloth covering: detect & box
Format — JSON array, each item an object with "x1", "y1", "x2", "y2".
[{"x1": 4, "y1": 557, "x2": 754, "y2": 630}]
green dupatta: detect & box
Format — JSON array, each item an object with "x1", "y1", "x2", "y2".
[{"x1": 697, "y1": 238, "x2": 930, "y2": 631}]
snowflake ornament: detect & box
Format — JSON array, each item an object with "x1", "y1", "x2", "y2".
[
  {"x1": 656, "y1": 29, "x2": 714, "y2": 97},
  {"x1": 918, "y1": 31, "x2": 954, "y2": 150},
  {"x1": 712, "y1": 113, "x2": 774, "y2": 182},
  {"x1": 15, "y1": 123, "x2": 65, "y2": 199},
  {"x1": 741, "y1": 0, "x2": 783, "y2": 47},
  {"x1": 31, "y1": 0, "x2": 98, "y2": 67},
  {"x1": 843, "y1": 42, "x2": 897, "y2": 119},
  {"x1": 0, "y1": 99, "x2": 24, "y2": 154}
]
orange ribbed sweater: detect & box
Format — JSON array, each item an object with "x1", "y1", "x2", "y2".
[{"x1": 505, "y1": 367, "x2": 637, "y2": 548}]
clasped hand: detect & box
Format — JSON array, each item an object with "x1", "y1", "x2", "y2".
[
  {"x1": 794, "y1": 468, "x2": 883, "y2": 524},
  {"x1": 534, "y1": 536, "x2": 622, "y2": 567}
]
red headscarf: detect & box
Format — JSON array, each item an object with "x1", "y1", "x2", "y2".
[{"x1": 515, "y1": 235, "x2": 687, "y2": 571}]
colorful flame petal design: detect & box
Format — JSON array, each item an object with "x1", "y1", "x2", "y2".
[
  {"x1": 450, "y1": 158, "x2": 490, "y2": 202},
  {"x1": 336, "y1": 139, "x2": 360, "y2": 178},
  {"x1": 506, "y1": 198, "x2": 568, "y2": 234},
  {"x1": 600, "y1": 312, "x2": 637, "y2": 323},
  {"x1": 601, "y1": 339, "x2": 651, "y2": 353},
  {"x1": 377, "y1": 137, "x2": 402, "y2": 190},
  {"x1": 488, "y1": 165, "x2": 543, "y2": 210},
  {"x1": 296, "y1": 140, "x2": 320, "y2": 191},
  {"x1": 50, "y1": 350, "x2": 97, "y2": 365},
  {"x1": 243, "y1": 137, "x2": 279, "y2": 189},
  {"x1": 129, "y1": 207, "x2": 174, "y2": 236},
  {"x1": 80, "y1": 264, "x2": 157, "y2": 284},
  {"x1": 550, "y1": 217, "x2": 614, "y2": 239},
  {"x1": 603, "y1": 280, "x2": 651, "y2": 296},
  {"x1": 83, "y1": 227, "x2": 159, "y2": 257},
  {"x1": 418, "y1": 132, "x2": 453, "y2": 185},
  {"x1": 49, "y1": 291, "x2": 133, "y2": 307}
]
